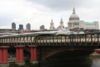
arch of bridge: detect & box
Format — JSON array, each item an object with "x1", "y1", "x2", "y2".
[{"x1": 42, "y1": 48, "x2": 94, "y2": 60}]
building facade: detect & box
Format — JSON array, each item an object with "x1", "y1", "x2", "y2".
[
  {"x1": 18, "y1": 24, "x2": 24, "y2": 31},
  {"x1": 12, "y1": 22, "x2": 16, "y2": 31},
  {"x1": 79, "y1": 21, "x2": 99, "y2": 30},
  {"x1": 26, "y1": 23, "x2": 31, "y2": 31}
]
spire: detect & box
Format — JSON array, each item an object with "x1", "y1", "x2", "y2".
[
  {"x1": 59, "y1": 18, "x2": 64, "y2": 28},
  {"x1": 50, "y1": 19, "x2": 54, "y2": 25},
  {"x1": 51, "y1": 19, "x2": 53, "y2": 23},
  {"x1": 50, "y1": 19, "x2": 55, "y2": 30},
  {"x1": 57, "y1": 18, "x2": 65, "y2": 31},
  {"x1": 60, "y1": 18, "x2": 63, "y2": 24},
  {"x1": 73, "y1": 8, "x2": 76, "y2": 14}
]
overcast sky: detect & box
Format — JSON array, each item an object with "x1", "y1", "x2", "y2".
[{"x1": 0, "y1": 0, "x2": 100, "y2": 30}]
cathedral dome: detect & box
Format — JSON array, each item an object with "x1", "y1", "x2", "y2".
[
  {"x1": 69, "y1": 14, "x2": 79, "y2": 20},
  {"x1": 69, "y1": 8, "x2": 80, "y2": 20}
]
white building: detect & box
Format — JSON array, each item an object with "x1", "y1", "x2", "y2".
[
  {"x1": 79, "y1": 21, "x2": 99, "y2": 30},
  {"x1": 68, "y1": 8, "x2": 99, "y2": 31},
  {"x1": 49, "y1": 8, "x2": 99, "y2": 31}
]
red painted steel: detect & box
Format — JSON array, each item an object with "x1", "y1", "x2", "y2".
[
  {"x1": 2, "y1": 48, "x2": 8, "y2": 64},
  {"x1": 0, "y1": 49, "x2": 3, "y2": 64},
  {"x1": 30, "y1": 47, "x2": 37, "y2": 62},
  {"x1": 16, "y1": 47, "x2": 24, "y2": 64}
]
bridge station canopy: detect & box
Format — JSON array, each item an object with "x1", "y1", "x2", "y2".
[{"x1": 0, "y1": 31, "x2": 85, "y2": 38}]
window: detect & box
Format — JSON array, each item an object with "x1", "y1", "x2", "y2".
[{"x1": 74, "y1": 23, "x2": 79, "y2": 25}]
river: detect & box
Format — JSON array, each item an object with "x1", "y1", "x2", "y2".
[{"x1": 92, "y1": 59, "x2": 100, "y2": 67}]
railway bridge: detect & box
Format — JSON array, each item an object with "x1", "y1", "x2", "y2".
[{"x1": 0, "y1": 32, "x2": 100, "y2": 67}]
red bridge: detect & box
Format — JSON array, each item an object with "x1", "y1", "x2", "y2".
[{"x1": 0, "y1": 32, "x2": 100, "y2": 67}]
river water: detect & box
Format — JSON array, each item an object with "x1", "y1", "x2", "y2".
[
  {"x1": 91, "y1": 52, "x2": 100, "y2": 67},
  {"x1": 92, "y1": 58, "x2": 100, "y2": 67}
]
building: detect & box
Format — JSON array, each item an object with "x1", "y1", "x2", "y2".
[
  {"x1": 49, "y1": 19, "x2": 66, "y2": 31},
  {"x1": 12, "y1": 22, "x2": 16, "y2": 30},
  {"x1": 26, "y1": 23, "x2": 31, "y2": 31},
  {"x1": 0, "y1": 22, "x2": 18, "y2": 35},
  {"x1": 68, "y1": 8, "x2": 99, "y2": 31},
  {"x1": 79, "y1": 21, "x2": 99, "y2": 30},
  {"x1": 40, "y1": 25, "x2": 46, "y2": 31},
  {"x1": 68, "y1": 8, "x2": 80, "y2": 31},
  {"x1": 18, "y1": 24, "x2": 24, "y2": 31}
]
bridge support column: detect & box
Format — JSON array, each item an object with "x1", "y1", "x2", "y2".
[
  {"x1": 30, "y1": 47, "x2": 38, "y2": 64},
  {"x1": 0, "y1": 47, "x2": 9, "y2": 67},
  {"x1": 0, "y1": 49, "x2": 2, "y2": 64},
  {"x1": 16, "y1": 46, "x2": 24, "y2": 65}
]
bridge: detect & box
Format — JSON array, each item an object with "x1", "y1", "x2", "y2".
[{"x1": 0, "y1": 31, "x2": 100, "y2": 67}]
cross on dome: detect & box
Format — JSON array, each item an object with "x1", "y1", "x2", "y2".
[{"x1": 73, "y1": 8, "x2": 76, "y2": 14}]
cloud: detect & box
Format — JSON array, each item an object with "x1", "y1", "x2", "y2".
[
  {"x1": 0, "y1": 0, "x2": 39, "y2": 28},
  {"x1": 0, "y1": 0, "x2": 70, "y2": 29},
  {"x1": 29, "y1": 0, "x2": 87, "y2": 10},
  {"x1": 0, "y1": 0, "x2": 100, "y2": 29}
]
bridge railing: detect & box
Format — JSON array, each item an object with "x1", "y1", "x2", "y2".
[
  {"x1": 34, "y1": 33, "x2": 100, "y2": 46},
  {"x1": 0, "y1": 33, "x2": 100, "y2": 46},
  {"x1": 0, "y1": 36, "x2": 35, "y2": 44}
]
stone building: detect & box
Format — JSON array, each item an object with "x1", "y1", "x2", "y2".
[{"x1": 68, "y1": 8, "x2": 99, "y2": 31}]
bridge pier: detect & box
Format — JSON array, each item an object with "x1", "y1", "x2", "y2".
[
  {"x1": 30, "y1": 47, "x2": 38, "y2": 64},
  {"x1": 0, "y1": 47, "x2": 9, "y2": 67},
  {"x1": 16, "y1": 46, "x2": 24, "y2": 65}
]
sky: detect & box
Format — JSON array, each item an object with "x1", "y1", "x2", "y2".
[{"x1": 0, "y1": 0, "x2": 100, "y2": 30}]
